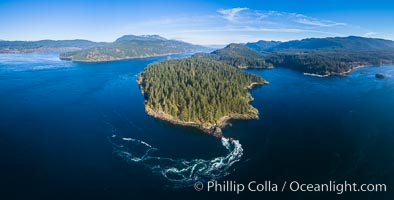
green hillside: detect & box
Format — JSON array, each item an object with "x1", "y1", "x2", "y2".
[
  {"x1": 192, "y1": 43, "x2": 273, "y2": 69},
  {"x1": 60, "y1": 35, "x2": 209, "y2": 62},
  {"x1": 242, "y1": 36, "x2": 394, "y2": 75},
  {"x1": 138, "y1": 57, "x2": 267, "y2": 133}
]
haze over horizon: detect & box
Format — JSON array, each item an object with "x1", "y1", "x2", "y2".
[{"x1": 1, "y1": 0, "x2": 394, "y2": 45}]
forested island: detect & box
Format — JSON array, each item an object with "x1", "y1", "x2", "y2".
[
  {"x1": 192, "y1": 43, "x2": 273, "y2": 69},
  {"x1": 59, "y1": 35, "x2": 209, "y2": 62},
  {"x1": 137, "y1": 57, "x2": 268, "y2": 135},
  {"x1": 246, "y1": 36, "x2": 394, "y2": 76},
  {"x1": 3, "y1": 35, "x2": 393, "y2": 76},
  {"x1": 3, "y1": 35, "x2": 394, "y2": 134},
  {"x1": 0, "y1": 39, "x2": 106, "y2": 53},
  {"x1": 0, "y1": 34, "x2": 209, "y2": 61},
  {"x1": 184, "y1": 36, "x2": 394, "y2": 76}
]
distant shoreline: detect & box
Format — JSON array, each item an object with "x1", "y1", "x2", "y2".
[
  {"x1": 303, "y1": 65, "x2": 369, "y2": 77},
  {"x1": 0, "y1": 47, "x2": 83, "y2": 54},
  {"x1": 59, "y1": 52, "x2": 191, "y2": 63}
]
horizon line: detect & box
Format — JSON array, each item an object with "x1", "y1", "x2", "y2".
[{"x1": 1, "y1": 34, "x2": 393, "y2": 46}]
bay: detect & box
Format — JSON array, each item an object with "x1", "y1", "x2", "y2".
[{"x1": 0, "y1": 52, "x2": 393, "y2": 199}]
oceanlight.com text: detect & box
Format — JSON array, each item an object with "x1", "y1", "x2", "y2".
[{"x1": 194, "y1": 180, "x2": 387, "y2": 194}]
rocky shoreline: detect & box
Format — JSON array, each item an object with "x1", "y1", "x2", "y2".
[
  {"x1": 143, "y1": 105, "x2": 259, "y2": 137},
  {"x1": 303, "y1": 65, "x2": 368, "y2": 77},
  {"x1": 138, "y1": 80, "x2": 266, "y2": 137}
]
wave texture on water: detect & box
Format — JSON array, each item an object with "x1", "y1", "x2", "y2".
[{"x1": 110, "y1": 135, "x2": 243, "y2": 187}]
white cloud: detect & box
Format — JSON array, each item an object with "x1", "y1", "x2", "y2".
[
  {"x1": 217, "y1": 7, "x2": 248, "y2": 21},
  {"x1": 120, "y1": 7, "x2": 360, "y2": 45},
  {"x1": 294, "y1": 18, "x2": 347, "y2": 27},
  {"x1": 363, "y1": 32, "x2": 377, "y2": 37},
  {"x1": 258, "y1": 11, "x2": 347, "y2": 27},
  {"x1": 175, "y1": 27, "x2": 340, "y2": 36}
]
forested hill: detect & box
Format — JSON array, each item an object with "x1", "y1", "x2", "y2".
[
  {"x1": 192, "y1": 43, "x2": 273, "y2": 69},
  {"x1": 268, "y1": 36, "x2": 394, "y2": 51},
  {"x1": 137, "y1": 57, "x2": 267, "y2": 134},
  {"x1": 60, "y1": 35, "x2": 209, "y2": 62},
  {"x1": 115, "y1": 34, "x2": 166, "y2": 42},
  {"x1": 0, "y1": 40, "x2": 106, "y2": 53},
  {"x1": 191, "y1": 36, "x2": 394, "y2": 75},
  {"x1": 239, "y1": 36, "x2": 394, "y2": 76},
  {"x1": 245, "y1": 40, "x2": 281, "y2": 51}
]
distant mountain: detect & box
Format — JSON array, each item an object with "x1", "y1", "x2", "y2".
[
  {"x1": 192, "y1": 43, "x2": 273, "y2": 69},
  {"x1": 245, "y1": 40, "x2": 281, "y2": 51},
  {"x1": 114, "y1": 34, "x2": 166, "y2": 42},
  {"x1": 0, "y1": 40, "x2": 106, "y2": 53},
  {"x1": 204, "y1": 44, "x2": 227, "y2": 49},
  {"x1": 269, "y1": 36, "x2": 394, "y2": 51},
  {"x1": 60, "y1": 35, "x2": 210, "y2": 62},
  {"x1": 240, "y1": 36, "x2": 394, "y2": 76}
]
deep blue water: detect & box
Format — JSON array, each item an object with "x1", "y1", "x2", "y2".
[{"x1": 0, "y1": 52, "x2": 393, "y2": 199}]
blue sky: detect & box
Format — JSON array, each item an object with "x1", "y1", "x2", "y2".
[{"x1": 1, "y1": 0, "x2": 394, "y2": 45}]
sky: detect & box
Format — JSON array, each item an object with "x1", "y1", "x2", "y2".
[{"x1": 1, "y1": 0, "x2": 394, "y2": 45}]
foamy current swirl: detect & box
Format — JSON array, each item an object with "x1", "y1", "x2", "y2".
[{"x1": 110, "y1": 135, "x2": 243, "y2": 187}]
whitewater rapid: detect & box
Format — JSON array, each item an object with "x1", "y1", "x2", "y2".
[{"x1": 109, "y1": 135, "x2": 243, "y2": 187}]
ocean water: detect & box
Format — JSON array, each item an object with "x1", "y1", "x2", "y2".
[{"x1": 0, "y1": 52, "x2": 393, "y2": 199}]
